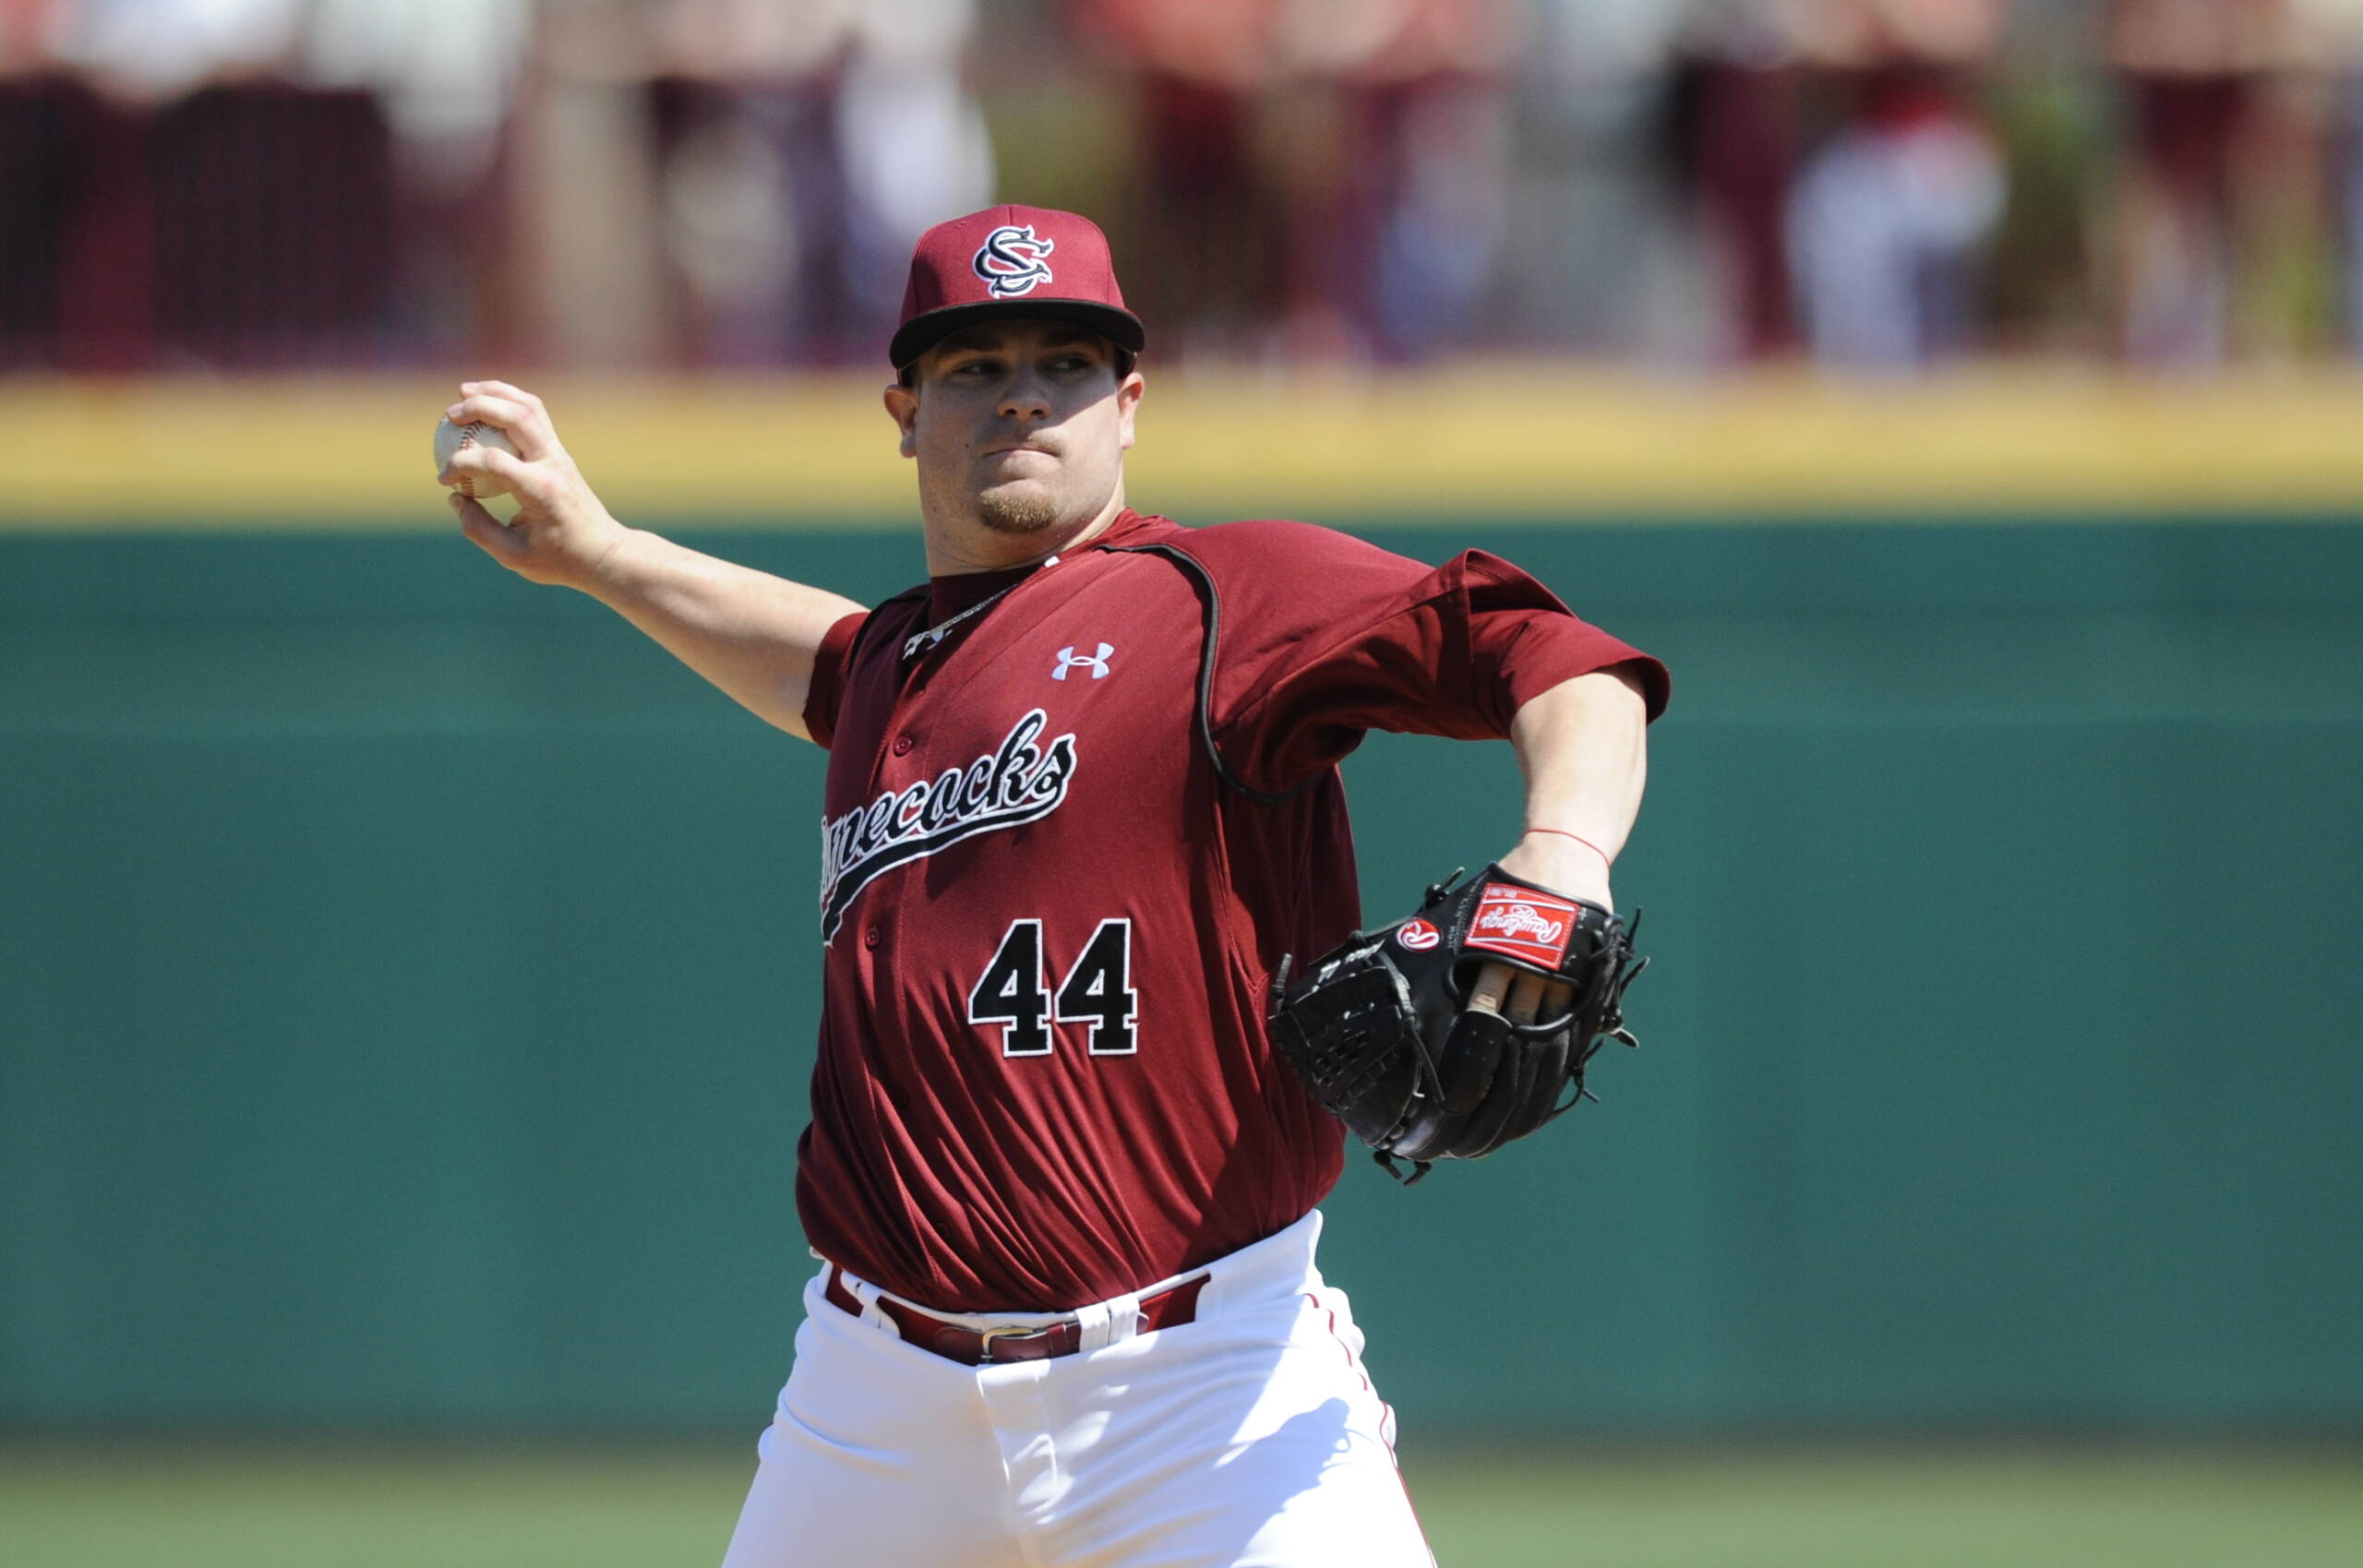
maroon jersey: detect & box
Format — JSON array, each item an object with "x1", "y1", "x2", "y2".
[{"x1": 795, "y1": 509, "x2": 1669, "y2": 1311}]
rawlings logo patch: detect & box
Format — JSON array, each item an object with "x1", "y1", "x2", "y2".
[
  {"x1": 1397, "y1": 918, "x2": 1441, "y2": 952},
  {"x1": 973, "y1": 224, "x2": 1056, "y2": 298},
  {"x1": 1464, "y1": 884, "x2": 1578, "y2": 970}
]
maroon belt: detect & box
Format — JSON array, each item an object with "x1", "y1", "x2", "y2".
[{"x1": 823, "y1": 1267, "x2": 1208, "y2": 1366}]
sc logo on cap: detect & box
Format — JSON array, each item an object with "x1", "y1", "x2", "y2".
[{"x1": 974, "y1": 225, "x2": 1056, "y2": 298}]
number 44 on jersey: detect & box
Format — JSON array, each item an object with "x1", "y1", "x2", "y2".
[{"x1": 967, "y1": 918, "x2": 1138, "y2": 1058}]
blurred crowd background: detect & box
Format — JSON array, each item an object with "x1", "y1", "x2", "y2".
[
  {"x1": 6, "y1": 0, "x2": 2363, "y2": 375},
  {"x1": 6, "y1": 18, "x2": 2363, "y2": 1568}
]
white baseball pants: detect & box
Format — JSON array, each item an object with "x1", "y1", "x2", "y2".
[{"x1": 718, "y1": 1210, "x2": 1434, "y2": 1568}]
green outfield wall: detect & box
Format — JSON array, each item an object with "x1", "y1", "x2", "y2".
[{"x1": 3, "y1": 520, "x2": 2358, "y2": 1436}]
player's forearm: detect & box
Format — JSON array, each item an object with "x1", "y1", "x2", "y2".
[
  {"x1": 586, "y1": 526, "x2": 866, "y2": 739},
  {"x1": 1498, "y1": 667, "x2": 1649, "y2": 904}
]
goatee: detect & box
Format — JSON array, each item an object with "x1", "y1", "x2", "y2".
[{"x1": 974, "y1": 486, "x2": 1060, "y2": 534}]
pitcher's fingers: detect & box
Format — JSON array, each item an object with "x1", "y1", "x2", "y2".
[
  {"x1": 447, "y1": 392, "x2": 530, "y2": 428},
  {"x1": 446, "y1": 394, "x2": 547, "y2": 457},
  {"x1": 462, "y1": 378, "x2": 542, "y2": 408},
  {"x1": 460, "y1": 381, "x2": 558, "y2": 453},
  {"x1": 1505, "y1": 971, "x2": 1548, "y2": 1024},
  {"x1": 451, "y1": 492, "x2": 524, "y2": 559},
  {"x1": 440, "y1": 444, "x2": 530, "y2": 495},
  {"x1": 1468, "y1": 964, "x2": 1512, "y2": 1015},
  {"x1": 1540, "y1": 979, "x2": 1576, "y2": 1022}
]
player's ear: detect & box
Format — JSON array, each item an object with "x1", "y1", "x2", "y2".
[
  {"x1": 882, "y1": 379, "x2": 919, "y2": 459},
  {"x1": 1115, "y1": 366, "x2": 1144, "y2": 453}
]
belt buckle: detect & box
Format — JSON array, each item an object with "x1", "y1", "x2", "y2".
[{"x1": 976, "y1": 1323, "x2": 1053, "y2": 1364}]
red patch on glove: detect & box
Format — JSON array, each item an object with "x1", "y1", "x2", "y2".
[{"x1": 1464, "y1": 884, "x2": 1578, "y2": 969}]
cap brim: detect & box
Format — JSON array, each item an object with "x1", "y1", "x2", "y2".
[{"x1": 890, "y1": 299, "x2": 1146, "y2": 372}]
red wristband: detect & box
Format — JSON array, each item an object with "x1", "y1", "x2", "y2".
[{"x1": 1524, "y1": 827, "x2": 1612, "y2": 867}]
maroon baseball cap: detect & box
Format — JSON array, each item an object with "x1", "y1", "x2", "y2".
[{"x1": 890, "y1": 204, "x2": 1146, "y2": 373}]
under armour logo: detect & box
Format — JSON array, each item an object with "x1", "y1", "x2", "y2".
[{"x1": 1053, "y1": 643, "x2": 1113, "y2": 680}]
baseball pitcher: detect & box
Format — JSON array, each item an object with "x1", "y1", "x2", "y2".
[{"x1": 439, "y1": 205, "x2": 1668, "y2": 1568}]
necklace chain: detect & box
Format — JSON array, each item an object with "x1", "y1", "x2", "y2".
[{"x1": 903, "y1": 582, "x2": 1018, "y2": 662}]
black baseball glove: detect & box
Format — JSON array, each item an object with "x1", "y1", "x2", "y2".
[{"x1": 1266, "y1": 863, "x2": 1647, "y2": 1183}]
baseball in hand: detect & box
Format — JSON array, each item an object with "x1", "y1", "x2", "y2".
[{"x1": 433, "y1": 416, "x2": 519, "y2": 501}]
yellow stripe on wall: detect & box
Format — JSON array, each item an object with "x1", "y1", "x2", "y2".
[{"x1": 3, "y1": 366, "x2": 2359, "y2": 529}]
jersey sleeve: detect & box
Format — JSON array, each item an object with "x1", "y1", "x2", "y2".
[
  {"x1": 801, "y1": 609, "x2": 870, "y2": 749},
  {"x1": 1193, "y1": 521, "x2": 1669, "y2": 796}
]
